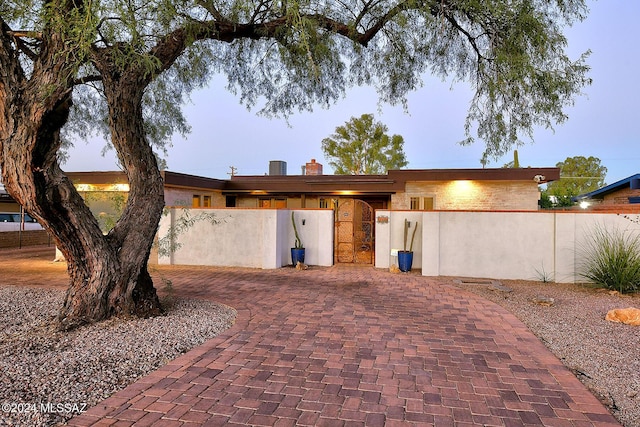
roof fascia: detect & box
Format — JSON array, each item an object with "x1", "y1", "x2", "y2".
[{"x1": 574, "y1": 173, "x2": 640, "y2": 201}]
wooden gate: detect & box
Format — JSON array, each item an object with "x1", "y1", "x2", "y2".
[{"x1": 335, "y1": 199, "x2": 374, "y2": 264}]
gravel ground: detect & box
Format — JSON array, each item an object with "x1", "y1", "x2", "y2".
[
  {"x1": 0, "y1": 286, "x2": 236, "y2": 427},
  {"x1": 450, "y1": 278, "x2": 640, "y2": 427},
  {"x1": 0, "y1": 279, "x2": 638, "y2": 426}
]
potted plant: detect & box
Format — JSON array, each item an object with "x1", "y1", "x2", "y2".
[
  {"x1": 291, "y1": 211, "x2": 305, "y2": 266},
  {"x1": 398, "y1": 218, "x2": 418, "y2": 272}
]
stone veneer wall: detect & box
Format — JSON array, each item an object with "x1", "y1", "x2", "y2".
[{"x1": 391, "y1": 181, "x2": 540, "y2": 211}]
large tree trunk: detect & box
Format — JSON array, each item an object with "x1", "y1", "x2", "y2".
[
  {"x1": 1, "y1": 21, "x2": 164, "y2": 331},
  {"x1": 53, "y1": 50, "x2": 167, "y2": 330}
]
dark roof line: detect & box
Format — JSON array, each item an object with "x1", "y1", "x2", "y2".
[
  {"x1": 573, "y1": 173, "x2": 640, "y2": 201},
  {"x1": 66, "y1": 167, "x2": 561, "y2": 194}
]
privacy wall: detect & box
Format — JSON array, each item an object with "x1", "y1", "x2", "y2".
[
  {"x1": 158, "y1": 208, "x2": 334, "y2": 268},
  {"x1": 375, "y1": 210, "x2": 640, "y2": 283}
]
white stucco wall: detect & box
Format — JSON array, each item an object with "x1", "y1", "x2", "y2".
[
  {"x1": 158, "y1": 208, "x2": 333, "y2": 269},
  {"x1": 289, "y1": 210, "x2": 335, "y2": 267},
  {"x1": 376, "y1": 210, "x2": 640, "y2": 283},
  {"x1": 374, "y1": 210, "x2": 423, "y2": 270},
  {"x1": 431, "y1": 211, "x2": 556, "y2": 280}
]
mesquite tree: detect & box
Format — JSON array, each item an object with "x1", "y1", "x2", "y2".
[
  {"x1": 322, "y1": 113, "x2": 408, "y2": 174},
  {"x1": 0, "y1": 0, "x2": 591, "y2": 329}
]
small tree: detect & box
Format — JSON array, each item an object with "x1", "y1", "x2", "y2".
[
  {"x1": 547, "y1": 156, "x2": 607, "y2": 200},
  {"x1": 322, "y1": 114, "x2": 408, "y2": 175}
]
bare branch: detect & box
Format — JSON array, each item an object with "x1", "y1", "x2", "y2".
[{"x1": 6, "y1": 30, "x2": 43, "y2": 40}]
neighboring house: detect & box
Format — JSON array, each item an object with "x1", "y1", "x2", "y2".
[
  {"x1": 573, "y1": 173, "x2": 640, "y2": 212},
  {"x1": 0, "y1": 181, "x2": 44, "y2": 230}
]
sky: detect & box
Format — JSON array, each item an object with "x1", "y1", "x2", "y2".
[{"x1": 64, "y1": 0, "x2": 639, "y2": 185}]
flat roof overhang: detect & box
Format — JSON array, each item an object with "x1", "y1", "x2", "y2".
[
  {"x1": 65, "y1": 167, "x2": 560, "y2": 195},
  {"x1": 224, "y1": 175, "x2": 401, "y2": 195},
  {"x1": 65, "y1": 171, "x2": 228, "y2": 191},
  {"x1": 225, "y1": 167, "x2": 560, "y2": 195},
  {"x1": 387, "y1": 167, "x2": 560, "y2": 182}
]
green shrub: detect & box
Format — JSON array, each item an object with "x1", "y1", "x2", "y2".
[{"x1": 578, "y1": 224, "x2": 640, "y2": 294}]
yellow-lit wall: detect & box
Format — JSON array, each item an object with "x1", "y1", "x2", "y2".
[{"x1": 391, "y1": 181, "x2": 540, "y2": 211}]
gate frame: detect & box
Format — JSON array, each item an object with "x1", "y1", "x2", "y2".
[{"x1": 334, "y1": 199, "x2": 375, "y2": 264}]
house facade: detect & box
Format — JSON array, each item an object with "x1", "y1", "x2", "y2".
[
  {"x1": 573, "y1": 173, "x2": 640, "y2": 212},
  {"x1": 221, "y1": 162, "x2": 559, "y2": 212},
  {"x1": 64, "y1": 163, "x2": 560, "y2": 216}
]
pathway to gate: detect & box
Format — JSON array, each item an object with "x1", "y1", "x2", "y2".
[{"x1": 0, "y1": 246, "x2": 620, "y2": 426}]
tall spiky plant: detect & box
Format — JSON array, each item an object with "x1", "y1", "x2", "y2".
[
  {"x1": 577, "y1": 224, "x2": 640, "y2": 294},
  {"x1": 292, "y1": 211, "x2": 303, "y2": 249}
]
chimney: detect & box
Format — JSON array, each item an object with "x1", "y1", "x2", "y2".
[{"x1": 305, "y1": 158, "x2": 323, "y2": 175}]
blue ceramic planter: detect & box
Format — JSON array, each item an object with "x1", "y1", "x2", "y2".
[
  {"x1": 291, "y1": 248, "x2": 305, "y2": 265},
  {"x1": 398, "y1": 251, "x2": 413, "y2": 272}
]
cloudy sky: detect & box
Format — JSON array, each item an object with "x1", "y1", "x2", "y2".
[{"x1": 64, "y1": 0, "x2": 639, "y2": 184}]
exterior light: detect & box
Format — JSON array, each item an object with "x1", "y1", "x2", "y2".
[
  {"x1": 75, "y1": 184, "x2": 94, "y2": 192},
  {"x1": 109, "y1": 183, "x2": 130, "y2": 192},
  {"x1": 579, "y1": 201, "x2": 589, "y2": 209}
]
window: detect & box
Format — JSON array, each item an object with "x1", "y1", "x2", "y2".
[
  {"x1": 192, "y1": 195, "x2": 201, "y2": 207},
  {"x1": 424, "y1": 197, "x2": 434, "y2": 211},
  {"x1": 319, "y1": 198, "x2": 329, "y2": 209},
  {"x1": 259, "y1": 198, "x2": 287, "y2": 208},
  {"x1": 225, "y1": 196, "x2": 236, "y2": 207},
  {"x1": 203, "y1": 195, "x2": 211, "y2": 207},
  {"x1": 410, "y1": 197, "x2": 420, "y2": 210},
  {"x1": 259, "y1": 198, "x2": 271, "y2": 208}
]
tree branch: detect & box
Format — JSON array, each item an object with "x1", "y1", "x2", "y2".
[
  {"x1": 74, "y1": 75, "x2": 103, "y2": 85},
  {"x1": 6, "y1": 30, "x2": 43, "y2": 40}
]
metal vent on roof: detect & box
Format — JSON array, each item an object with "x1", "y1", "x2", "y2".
[{"x1": 269, "y1": 161, "x2": 287, "y2": 176}]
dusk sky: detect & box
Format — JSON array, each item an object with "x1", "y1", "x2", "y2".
[{"x1": 64, "y1": 0, "x2": 639, "y2": 184}]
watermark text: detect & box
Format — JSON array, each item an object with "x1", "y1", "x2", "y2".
[{"x1": 1, "y1": 402, "x2": 87, "y2": 414}]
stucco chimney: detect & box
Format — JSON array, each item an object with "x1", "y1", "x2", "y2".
[{"x1": 305, "y1": 159, "x2": 323, "y2": 175}]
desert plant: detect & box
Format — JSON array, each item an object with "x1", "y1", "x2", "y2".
[
  {"x1": 292, "y1": 211, "x2": 303, "y2": 249},
  {"x1": 403, "y1": 219, "x2": 418, "y2": 252},
  {"x1": 577, "y1": 224, "x2": 640, "y2": 294},
  {"x1": 533, "y1": 262, "x2": 554, "y2": 283}
]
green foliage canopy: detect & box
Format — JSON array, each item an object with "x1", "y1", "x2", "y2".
[
  {"x1": 1, "y1": 0, "x2": 592, "y2": 160},
  {"x1": 547, "y1": 155, "x2": 607, "y2": 198},
  {"x1": 322, "y1": 114, "x2": 408, "y2": 174}
]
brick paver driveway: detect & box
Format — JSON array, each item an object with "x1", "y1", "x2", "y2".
[{"x1": 0, "y1": 247, "x2": 619, "y2": 426}]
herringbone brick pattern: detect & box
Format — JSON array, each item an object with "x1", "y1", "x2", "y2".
[{"x1": 0, "y1": 247, "x2": 620, "y2": 426}]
